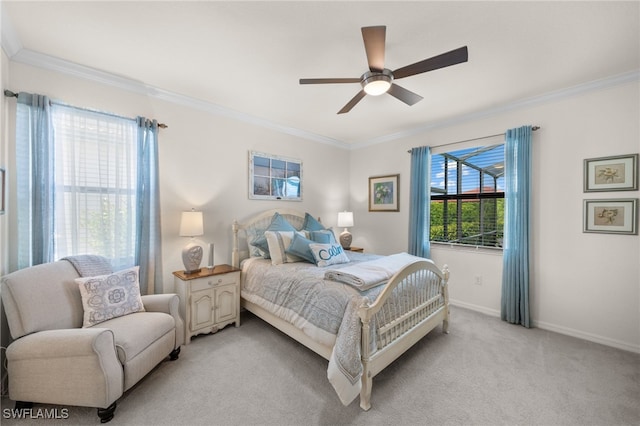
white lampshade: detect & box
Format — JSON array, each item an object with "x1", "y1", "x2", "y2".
[
  {"x1": 337, "y1": 211, "x2": 354, "y2": 228},
  {"x1": 179, "y1": 210, "x2": 204, "y2": 237}
]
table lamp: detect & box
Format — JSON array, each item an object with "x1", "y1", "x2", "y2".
[
  {"x1": 337, "y1": 211, "x2": 354, "y2": 249},
  {"x1": 179, "y1": 209, "x2": 204, "y2": 274}
]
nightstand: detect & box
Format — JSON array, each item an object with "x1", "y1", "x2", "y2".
[
  {"x1": 173, "y1": 264, "x2": 241, "y2": 344},
  {"x1": 346, "y1": 246, "x2": 364, "y2": 253}
]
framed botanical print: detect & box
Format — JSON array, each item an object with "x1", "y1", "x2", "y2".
[
  {"x1": 369, "y1": 174, "x2": 399, "y2": 212},
  {"x1": 584, "y1": 154, "x2": 638, "y2": 192},
  {"x1": 583, "y1": 198, "x2": 638, "y2": 235}
]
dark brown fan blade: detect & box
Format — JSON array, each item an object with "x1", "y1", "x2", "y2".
[
  {"x1": 300, "y1": 78, "x2": 361, "y2": 84},
  {"x1": 393, "y1": 46, "x2": 468, "y2": 80},
  {"x1": 338, "y1": 90, "x2": 367, "y2": 114},
  {"x1": 387, "y1": 84, "x2": 423, "y2": 106},
  {"x1": 362, "y1": 26, "x2": 386, "y2": 72}
]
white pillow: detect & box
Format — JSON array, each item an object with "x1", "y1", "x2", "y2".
[
  {"x1": 264, "y1": 231, "x2": 305, "y2": 265},
  {"x1": 309, "y1": 243, "x2": 351, "y2": 267},
  {"x1": 76, "y1": 266, "x2": 145, "y2": 327}
]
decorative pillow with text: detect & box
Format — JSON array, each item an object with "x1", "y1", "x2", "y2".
[{"x1": 309, "y1": 243, "x2": 351, "y2": 267}]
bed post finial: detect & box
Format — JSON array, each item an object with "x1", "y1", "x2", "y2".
[{"x1": 232, "y1": 219, "x2": 239, "y2": 268}]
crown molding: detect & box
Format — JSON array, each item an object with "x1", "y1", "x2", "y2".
[
  {"x1": 8, "y1": 47, "x2": 349, "y2": 150},
  {"x1": 351, "y1": 70, "x2": 640, "y2": 150},
  {"x1": 6, "y1": 45, "x2": 638, "y2": 151}
]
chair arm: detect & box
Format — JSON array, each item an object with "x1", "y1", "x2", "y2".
[
  {"x1": 6, "y1": 328, "x2": 123, "y2": 408},
  {"x1": 141, "y1": 294, "x2": 184, "y2": 348}
]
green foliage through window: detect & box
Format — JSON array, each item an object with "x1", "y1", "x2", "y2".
[{"x1": 430, "y1": 144, "x2": 505, "y2": 248}]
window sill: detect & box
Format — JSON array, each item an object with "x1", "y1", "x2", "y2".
[{"x1": 430, "y1": 241, "x2": 503, "y2": 256}]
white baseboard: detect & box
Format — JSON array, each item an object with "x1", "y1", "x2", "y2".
[
  {"x1": 449, "y1": 299, "x2": 640, "y2": 354},
  {"x1": 532, "y1": 319, "x2": 640, "y2": 354},
  {"x1": 449, "y1": 299, "x2": 500, "y2": 318}
]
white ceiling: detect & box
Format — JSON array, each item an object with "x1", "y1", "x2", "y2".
[{"x1": 2, "y1": 1, "x2": 639, "y2": 147}]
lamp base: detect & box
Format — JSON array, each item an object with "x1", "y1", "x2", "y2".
[
  {"x1": 339, "y1": 229, "x2": 352, "y2": 250},
  {"x1": 182, "y1": 242, "x2": 203, "y2": 274}
]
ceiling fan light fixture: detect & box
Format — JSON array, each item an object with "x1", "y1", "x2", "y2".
[{"x1": 361, "y1": 69, "x2": 393, "y2": 96}]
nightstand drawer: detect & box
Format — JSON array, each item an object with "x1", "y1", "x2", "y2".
[{"x1": 190, "y1": 272, "x2": 239, "y2": 291}]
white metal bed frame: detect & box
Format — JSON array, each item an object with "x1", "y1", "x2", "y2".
[{"x1": 232, "y1": 208, "x2": 450, "y2": 410}]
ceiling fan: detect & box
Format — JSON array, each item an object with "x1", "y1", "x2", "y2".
[{"x1": 299, "y1": 25, "x2": 468, "y2": 114}]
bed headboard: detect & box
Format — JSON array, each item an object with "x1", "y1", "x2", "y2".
[{"x1": 232, "y1": 208, "x2": 315, "y2": 268}]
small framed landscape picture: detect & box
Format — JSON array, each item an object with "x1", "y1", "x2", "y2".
[
  {"x1": 583, "y1": 198, "x2": 638, "y2": 235},
  {"x1": 584, "y1": 154, "x2": 638, "y2": 192},
  {"x1": 369, "y1": 174, "x2": 399, "y2": 212}
]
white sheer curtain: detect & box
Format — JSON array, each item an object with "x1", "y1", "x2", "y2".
[{"x1": 52, "y1": 104, "x2": 138, "y2": 271}]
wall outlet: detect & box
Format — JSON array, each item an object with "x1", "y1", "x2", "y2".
[{"x1": 474, "y1": 275, "x2": 483, "y2": 286}]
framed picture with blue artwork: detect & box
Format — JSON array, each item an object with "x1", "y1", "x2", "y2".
[{"x1": 369, "y1": 174, "x2": 399, "y2": 212}]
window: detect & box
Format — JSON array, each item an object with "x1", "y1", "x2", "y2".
[
  {"x1": 50, "y1": 105, "x2": 138, "y2": 269},
  {"x1": 430, "y1": 144, "x2": 505, "y2": 248},
  {"x1": 10, "y1": 102, "x2": 143, "y2": 269}
]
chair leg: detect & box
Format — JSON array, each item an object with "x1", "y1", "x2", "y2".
[
  {"x1": 97, "y1": 402, "x2": 117, "y2": 423},
  {"x1": 169, "y1": 346, "x2": 181, "y2": 360}
]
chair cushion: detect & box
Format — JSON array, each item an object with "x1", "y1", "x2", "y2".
[{"x1": 98, "y1": 312, "x2": 175, "y2": 364}]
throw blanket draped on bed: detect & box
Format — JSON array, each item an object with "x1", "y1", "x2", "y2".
[{"x1": 324, "y1": 252, "x2": 423, "y2": 290}]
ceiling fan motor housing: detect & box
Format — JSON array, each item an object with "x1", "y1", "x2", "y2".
[{"x1": 361, "y1": 69, "x2": 393, "y2": 95}]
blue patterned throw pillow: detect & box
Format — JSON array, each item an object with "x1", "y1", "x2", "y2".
[
  {"x1": 76, "y1": 266, "x2": 145, "y2": 327},
  {"x1": 309, "y1": 243, "x2": 351, "y2": 267}
]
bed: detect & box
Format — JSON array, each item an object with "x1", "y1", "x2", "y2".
[{"x1": 231, "y1": 208, "x2": 450, "y2": 410}]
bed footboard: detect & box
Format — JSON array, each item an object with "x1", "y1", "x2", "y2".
[{"x1": 357, "y1": 259, "x2": 449, "y2": 410}]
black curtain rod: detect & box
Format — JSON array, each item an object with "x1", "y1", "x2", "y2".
[
  {"x1": 4, "y1": 89, "x2": 168, "y2": 129},
  {"x1": 407, "y1": 126, "x2": 540, "y2": 153}
]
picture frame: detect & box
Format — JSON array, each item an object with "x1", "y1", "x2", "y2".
[
  {"x1": 583, "y1": 198, "x2": 638, "y2": 235},
  {"x1": 0, "y1": 168, "x2": 5, "y2": 215},
  {"x1": 584, "y1": 153, "x2": 638, "y2": 192},
  {"x1": 369, "y1": 174, "x2": 399, "y2": 212},
  {"x1": 249, "y1": 151, "x2": 302, "y2": 201}
]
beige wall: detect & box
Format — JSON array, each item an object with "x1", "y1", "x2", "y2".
[
  {"x1": 3, "y1": 59, "x2": 639, "y2": 353},
  {"x1": 350, "y1": 80, "x2": 640, "y2": 352},
  {"x1": 6, "y1": 62, "x2": 351, "y2": 292}
]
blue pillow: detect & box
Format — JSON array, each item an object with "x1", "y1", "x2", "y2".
[
  {"x1": 309, "y1": 230, "x2": 336, "y2": 244},
  {"x1": 302, "y1": 213, "x2": 326, "y2": 231},
  {"x1": 285, "y1": 232, "x2": 316, "y2": 264},
  {"x1": 251, "y1": 212, "x2": 297, "y2": 258}
]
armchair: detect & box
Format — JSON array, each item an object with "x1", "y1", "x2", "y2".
[{"x1": 1, "y1": 258, "x2": 184, "y2": 423}]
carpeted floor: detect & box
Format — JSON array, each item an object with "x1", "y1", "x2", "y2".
[{"x1": 2, "y1": 306, "x2": 639, "y2": 425}]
